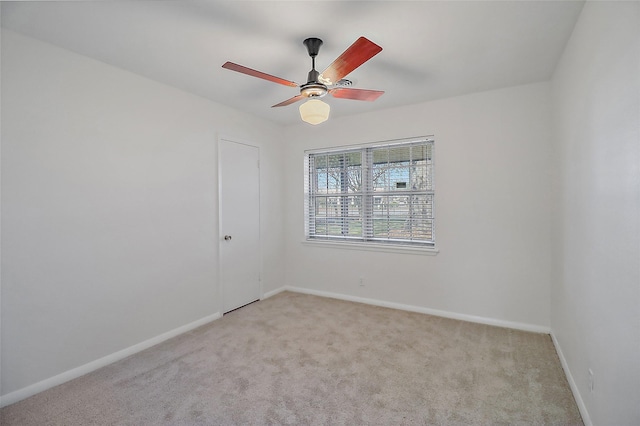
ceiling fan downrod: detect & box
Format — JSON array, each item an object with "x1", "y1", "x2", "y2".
[{"x1": 301, "y1": 37, "x2": 328, "y2": 98}]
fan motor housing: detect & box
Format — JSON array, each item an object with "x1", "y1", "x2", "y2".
[{"x1": 300, "y1": 82, "x2": 328, "y2": 98}]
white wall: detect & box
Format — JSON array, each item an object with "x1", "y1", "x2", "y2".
[
  {"x1": 0, "y1": 30, "x2": 285, "y2": 398},
  {"x1": 550, "y1": 2, "x2": 640, "y2": 425},
  {"x1": 283, "y1": 82, "x2": 553, "y2": 329}
]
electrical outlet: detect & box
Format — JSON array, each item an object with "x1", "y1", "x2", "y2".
[
  {"x1": 588, "y1": 369, "x2": 594, "y2": 392},
  {"x1": 359, "y1": 277, "x2": 364, "y2": 287}
]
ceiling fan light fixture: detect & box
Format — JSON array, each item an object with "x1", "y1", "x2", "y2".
[{"x1": 299, "y1": 99, "x2": 330, "y2": 125}]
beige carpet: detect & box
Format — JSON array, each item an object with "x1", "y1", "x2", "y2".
[{"x1": 1, "y1": 291, "x2": 582, "y2": 425}]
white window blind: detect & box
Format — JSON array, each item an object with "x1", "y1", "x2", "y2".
[{"x1": 305, "y1": 137, "x2": 435, "y2": 248}]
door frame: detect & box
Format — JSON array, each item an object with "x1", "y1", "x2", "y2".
[{"x1": 217, "y1": 135, "x2": 262, "y2": 314}]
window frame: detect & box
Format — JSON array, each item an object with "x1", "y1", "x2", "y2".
[{"x1": 304, "y1": 136, "x2": 437, "y2": 253}]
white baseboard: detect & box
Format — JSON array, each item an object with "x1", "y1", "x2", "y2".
[
  {"x1": 0, "y1": 311, "x2": 221, "y2": 408},
  {"x1": 285, "y1": 286, "x2": 551, "y2": 334},
  {"x1": 551, "y1": 332, "x2": 592, "y2": 426},
  {"x1": 262, "y1": 286, "x2": 286, "y2": 300}
]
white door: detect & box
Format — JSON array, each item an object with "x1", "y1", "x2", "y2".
[{"x1": 219, "y1": 139, "x2": 261, "y2": 313}]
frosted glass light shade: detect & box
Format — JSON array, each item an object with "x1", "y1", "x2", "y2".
[{"x1": 299, "y1": 99, "x2": 330, "y2": 125}]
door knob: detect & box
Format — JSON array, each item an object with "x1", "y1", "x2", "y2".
[{"x1": 224, "y1": 235, "x2": 232, "y2": 241}]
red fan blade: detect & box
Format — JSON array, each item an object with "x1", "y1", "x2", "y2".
[
  {"x1": 272, "y1": 94, "x2": 305, "y2": 107},
  {"x1": 330, "y1": 88, "x2": 384, "y2": 102},
  {"x1": 222, "y1": 62, "x2": 298, "y2": 87},
  {"x1": 320, "y1": 37, "x2": 382, "y2": 85}
]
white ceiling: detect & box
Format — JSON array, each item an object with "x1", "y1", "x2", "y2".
[{"x1": 1, "y1": 1, "x2": 584, "y2": 126}]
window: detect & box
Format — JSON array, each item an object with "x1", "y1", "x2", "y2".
[{"x1": 305, "y1": 137, "x2": 435, "y2": 249}]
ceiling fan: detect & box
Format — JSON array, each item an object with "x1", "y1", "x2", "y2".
[{"x1": 222, "y1": 37, "x2": 384, "y2": 124}]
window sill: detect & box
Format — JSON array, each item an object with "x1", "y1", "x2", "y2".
[{"x1": 301, "y1": 240, "x2": 439, "y2": 255}]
